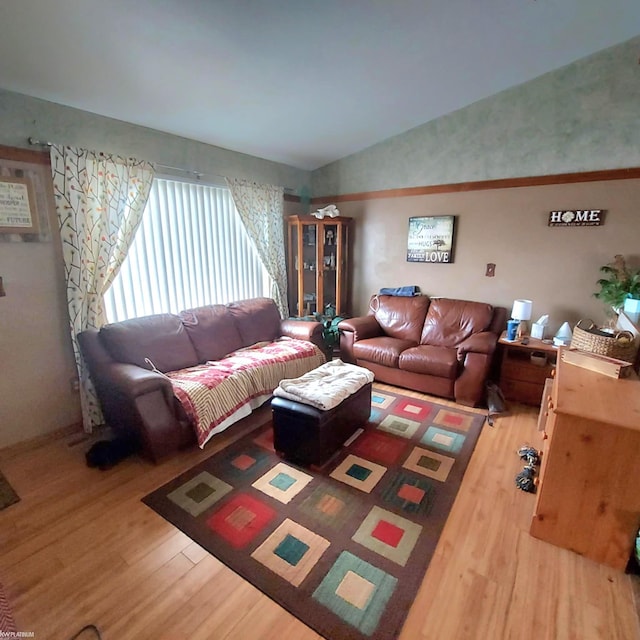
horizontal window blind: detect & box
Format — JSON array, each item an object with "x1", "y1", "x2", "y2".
[{"x1": 104, "y1": 178, "x2": 271, "y2": 322}]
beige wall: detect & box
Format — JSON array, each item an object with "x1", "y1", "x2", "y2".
[
  {"x1": 0, "y1": 159, "x2": 81, "y2": 447},
  {"x1": 337, "y1": 178, "x2": 640, "y2": 336}
]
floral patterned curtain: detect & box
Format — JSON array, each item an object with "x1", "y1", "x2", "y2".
[
  {"x1": 50, "y1": 145, "x2": 155, "y2": 431},
  {"x1": 226, "y1": 178, "x2": 288, "y2": 317}
]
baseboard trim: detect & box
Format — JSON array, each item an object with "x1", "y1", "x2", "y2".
[{"x1": 0, "y1": 422, "x2": 84, "y2": 461}]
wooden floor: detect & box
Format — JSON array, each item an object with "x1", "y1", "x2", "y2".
[{"x1": 1, "y1": 385, "x2": 639, "y2": 640}]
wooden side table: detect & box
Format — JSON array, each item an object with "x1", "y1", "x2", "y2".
[{"x1": 498, "y1": 332, "x2": 558, "y2": 405}]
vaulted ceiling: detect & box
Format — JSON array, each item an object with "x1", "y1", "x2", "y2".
[{"x1": 1, "y1": 1, "x2": 639, "y2": 170}]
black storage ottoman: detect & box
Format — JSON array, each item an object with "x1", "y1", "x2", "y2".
[{"x1": 271, "y1": 381, "x2": 372, "y2": 466}]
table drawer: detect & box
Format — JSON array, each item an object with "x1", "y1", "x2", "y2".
[{"x1": 502, "y1": 360, "x2": 553, "y2": 384}]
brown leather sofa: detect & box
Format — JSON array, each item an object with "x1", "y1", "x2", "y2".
[
  {"x1": 78, "y1": 298, "x2": 325, "y2": 462},
  {"x1": 338, "y1": 295, "x2": 507, "y2": 406}
]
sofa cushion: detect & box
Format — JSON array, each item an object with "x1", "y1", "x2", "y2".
[
  {"x1": 227, "y1": 297, "x2": 281, "y2": 346},
  {"x1": 399, "y1": 345, "x2": 459, "y2": 378},
  {"x1": 371, "y1": 294, "x2": 431, "y2": 343},
  {"x1": 353, "y1": 336, "x2": 417, "y2": 368},
  {"x1": 99, "y1": 314, "x2": 199, "y2": 373},
  {"x1": 180, "y1": 305, "x2": 244, "y2": 362},
  {"x1": 421, "y1": 298, "x2": 494, "y2": 347}
]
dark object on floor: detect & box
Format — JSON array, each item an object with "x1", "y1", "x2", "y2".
[
  {"x1": 69, "y1": 623, "x2": 102, "y2": 640},
  {"x1": 0, "y1": 470, "x2": 20, "y2": 511},
  {"x1": 515, "y1": 465, "x2": 537, "y2": 493},
  {"x1": 486, "y1": 382, "x2": 506, "y2": 426},
  {"x1": 85, "y1": 438, "x2": 136, "y2": 470},
  {"x1": 517, "y1": 445, "x2": 540, "y2": 466}
]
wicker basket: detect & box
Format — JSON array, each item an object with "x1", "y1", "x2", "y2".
[{"x1": 570, "y1": 319, "x2": 638, "y2": 363}]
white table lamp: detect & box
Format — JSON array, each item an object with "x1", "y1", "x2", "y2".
[{"x1": 511, "y1": 299, "x2": 533, "y2": 340}]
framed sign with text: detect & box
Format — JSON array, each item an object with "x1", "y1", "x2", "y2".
[
  {"x1": 0, "y1": 176, "x2": 39, "y2": 234},
  {"x1": 548, "y1": 209, "x2": 604, "y2": 227},
  {"x1": 407, "y1": 215, "x2": 455, "y2": 263}
]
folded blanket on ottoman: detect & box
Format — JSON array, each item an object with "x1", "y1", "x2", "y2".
[{"x1": 273, "y1": 359, "x2": 374, "y2": 410}]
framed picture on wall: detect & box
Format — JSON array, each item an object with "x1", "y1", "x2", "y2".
[
  {"x1": 0, "y1": 176, "x2": 39, "y2": 234},
  {"x1": 407, "y1": 215, "x2": 455, "y2": 263}
]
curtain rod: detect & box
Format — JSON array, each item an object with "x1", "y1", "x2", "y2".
[{"x1": 27, "y1": 137, "x2": 295, "y2": 192}]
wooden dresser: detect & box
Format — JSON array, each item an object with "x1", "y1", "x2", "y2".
[{"x1": 531, "y1": 351, "x2": 640, "y2": 570}]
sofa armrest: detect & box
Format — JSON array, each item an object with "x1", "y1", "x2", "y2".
[
  {"x1": 280, "y1": 319, "x2": 325, "y2": 353},
  {"x1": 101, "y1": 362, "x2": 174, "y2": 399},
  {"x1": 338, "y1": 316, "x2": 383, "y2": 341},
  {"x1": 92, "y1": 361, "x2": 189, "y2": 462},
  {"x1": 281, "y1": 318, "x2": 323, "y2": 341},
  {"x1": 454, "y1": 332, "x2": 499, "y2": 406},
  {"x1": 338, "y1": 316, "x2": 383, "y2": 364},
  {"x1": 455, "y1": 351, "x2": 492, "y2": 407},
  {"x1": 456, "y1": 331, "x2": 498, "y2": 360}
]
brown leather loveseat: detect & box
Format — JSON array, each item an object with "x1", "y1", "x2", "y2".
[
  {"x1": 338, "y1": 295, "x2": 506, "y2": 406},
  {"x1": 78, "y1": 298, "x2": 325, "y2": 462}
]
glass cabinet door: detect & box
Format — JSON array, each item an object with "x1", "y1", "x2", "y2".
[
  {"x1": 287, "y1": 215, "x2": 350, "y2": 318},
  {"x1": 320, "y1": 223, "x2": 338, "y2": 317},
  {"x1": 301, "y1": 221, "x2": 318, "y2": 316}
]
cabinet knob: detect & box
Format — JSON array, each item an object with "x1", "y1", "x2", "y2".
[
  {"x1": 541, "y1": 431, "x2": 548, "y2": 440},
  {"x1": 547, "y1": 399, "x2": 554, "y2": 410},
  {"x1": 551, "y1": 368, "x2": 556, "y2": 378}
]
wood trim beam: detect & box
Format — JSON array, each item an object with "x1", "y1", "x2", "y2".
[
  {"x1": 311, "y1": 167, "x2": 640, "y2": 205},
  {"x1": 0, "y1": 144, "x2": 51, "y2": 165}
]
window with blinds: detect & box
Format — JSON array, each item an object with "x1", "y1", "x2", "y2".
[{"x1": 104, "y1": 178, "x2": 271, "y2": 322}]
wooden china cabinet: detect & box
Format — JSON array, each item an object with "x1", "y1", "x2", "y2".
[{"x1": 286, "y1": 215, "x2": 351, "y2": 318}]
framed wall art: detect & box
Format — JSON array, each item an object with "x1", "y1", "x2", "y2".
[
  {"x1": 0, "y1": 146, "x2": 53, "y2": 243},
  {"x1": 407, "y1": 215, "x2": 456, "y2": 263},
  {"x1": 0, "y1": 176, "x2": 39, "y2": 234}
]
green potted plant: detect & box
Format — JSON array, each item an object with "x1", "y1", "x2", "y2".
[{"x1": 594, "y1": 255, "x2": 640, "y2": 313}]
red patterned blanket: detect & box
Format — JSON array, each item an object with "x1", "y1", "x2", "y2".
[{"x1": 168, "y1": 338, "x2": 325, "y2": 447}]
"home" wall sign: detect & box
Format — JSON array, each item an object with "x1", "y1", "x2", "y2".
[{"x1": 548, "y1": 209, "x2": 604, "y2": 227}]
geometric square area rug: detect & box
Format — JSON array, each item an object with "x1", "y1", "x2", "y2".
[{"x1": 143, "y1": 386, "x2": 486, "y2": 640}]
